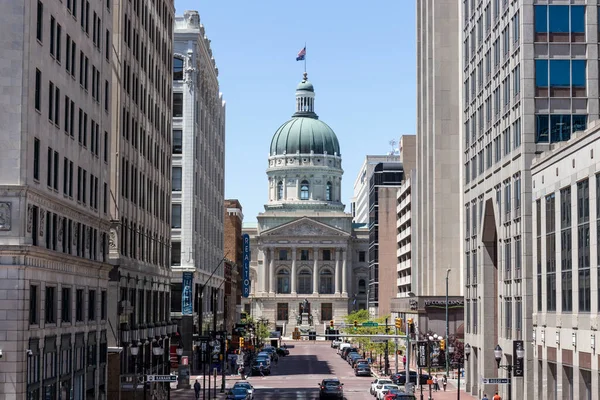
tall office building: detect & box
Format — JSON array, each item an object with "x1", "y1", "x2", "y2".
[
  {"x1": 0, "y1": 0, "x2": 114, "y2": 397},
  {"x1": 224, "y1": 199, "x2": 243, "y2": 335},
  {"x1": 169, "y1": 11, "x2": 226, "y2": 372},
  {"x1": 106, "y1": 0, "x2": 176, "y2": 397},
  {"x1": 461, "y1": 2, "x2": 598, "y2": 399},
  {"x1": 351, "y1": 155, "x2": 399, "y2": 224}
]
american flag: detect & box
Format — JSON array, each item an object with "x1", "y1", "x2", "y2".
[{"x1": 296, "y1": 47, "x2": 306, "y2": 61}]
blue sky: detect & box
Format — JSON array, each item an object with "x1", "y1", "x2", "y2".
[{"x1": 174, "y1": 0, "x2": 416, "y2": 222}]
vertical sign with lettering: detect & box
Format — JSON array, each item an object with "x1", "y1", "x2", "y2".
[
  {"x1": 181, "y1": 272, "x2": 194, "y2": 315},
  {"x1": 242, "y1": 233, "x2": 251, "y2": 297},
  {"x1": 417, "y1": 341, "x2": 429, "y2": 368},
  {"x1": 513, "y1": 340, "x2": 524, "y2": 377}
]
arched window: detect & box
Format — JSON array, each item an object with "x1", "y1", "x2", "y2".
[
  {"x1": 319, "y1": 268, "x2": 334, "y2": 294},
  {"x1": 358, "y1": 279, "x2": 366, "y2": 294},
  {"x1": 297, "y1": 269, "x2": 312, "y2": 294},
  {"x1": 326, "y1": 182, "x2": 332, "y2": 201},
  {"x1": 173, "y1": 57, "x2": 184, "y2": 81},
  {"x1": 300, "y1": 180, "x2": 310, "y2": 200},
  {"x1": 276, "y1": 269, "x2": 290, "y2": 294},
  {"x1": 277, "y1": 181, "x2": 283, "y2": 200}
]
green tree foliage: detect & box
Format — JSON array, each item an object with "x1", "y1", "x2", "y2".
[{"x1": 340, "y1": 312, "x2": 405, "y2": 357}]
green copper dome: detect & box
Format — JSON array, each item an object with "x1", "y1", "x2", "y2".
[
  {"x1": 270, "y1": 73, "x2": 341, "y2": 156},
  {"x1": 270, "y1": 117, "x2": 341, "y2": 156}
]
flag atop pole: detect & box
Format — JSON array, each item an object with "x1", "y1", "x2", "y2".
[{"x1": 296, "y1": 47, "x2": 306, "y2": 61}]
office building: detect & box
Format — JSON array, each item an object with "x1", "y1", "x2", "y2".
[
  {"x1": 106, "y1": 0, "x2": 176, "y2": 397},
  {"x1": 0, "y1": 0, "x2": 114, "y2": 397},
  {"x1": 224, "y1": 199, "x2": 243, "y2": 334},
  {"x1": 462, "y1": 2, "x2": 598, "y2": 399},
  {"x1": 243, "y1": 73, "x2": 369, "y2": 335},
  {"x1": 169, "y1": 10, "x2": 226, "y2": 371},
  {"x1": 531, "y1": 120, "x2": 600, "y2": 399}
]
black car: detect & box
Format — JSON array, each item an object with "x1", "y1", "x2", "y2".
[
  {"x1": 318, "y1": 379, "x2": 344, "y2": 399},
  {"x1": 226, "y1": 387, "x2": 250, "y2": 400},
  {"x1": 276, "y1": 347, "x2": 289, "y2": 356},
  {"x1": 386, "y1": 389, "x2": 417, "y2": 400},
  {"x1": 251, "y1": 360, "x2": 270, "y2": 376},
  {"x1": 391, "y1": 371, "x2": 430, "y2": 385},
  {"x1": 355, "y1": 361, "x2": 371, "y2": 376}
]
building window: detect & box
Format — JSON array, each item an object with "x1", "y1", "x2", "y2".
[
  {"x1": 30, "y1": 285, "x2": 39, "y2": 325},
  {"x1": 326, "y1": 181, "x2": 332, "y2": 201},
  {"x1": 171, "y1": 241, "x2": 181, "y2": 266},
  {"x1": 358, "y1": 251, "x2": 366, "y2": 262},
  {"x1": 561, "y1": 186, "x2": 573, "y2": 312},
  {"x1": 61, "y1": 287, "x2": 71, "y2": 323},
  {"x1": 172, "y1": 167, "x2": 182, "y2": 191},
  {"x1": 88, "y1": 290, "x2": 95, "y2": 321},
  {"x1": 173, "y1": 57, "x2": 184, "y2": 80},
  {"x1": 321, "y1": 303, "x2": 333, "y2": 321},
  {"x1": 546, "y1": 193, "x2": 556, "y2": 312},
  {"x1": 33, "y1": 138, "x2": 40, "y2": 180},
  {"x1": 171, "y1": 204, "x2": 181, "y2": 228},
  {"x1": 173, "y1": 93, "x2": 183, "y2": 117},
  {"x1": 35, "y1": 69, "x2": 42, "y2": 111},
  {"x1": 172, "y1": 129, "x2": 182, "y2": 154},
  {"x1": 297, "y1": 269, "x2": 312, "y2": 294},
  {"x1": 535, "y1": 59, "x2": 586, "y2": 97},
  {"x1": 36, "y1": 1, "x2": 44, "y2": 42},
  {"x1": 534, "y1": 5, "x2": 585, "y2": 43},
  {"x1": 300, "y1": 249, "x2": 309, "y2": 261},
  {"x1": 300, "y1": 180, "x2": 309, "y2": 200},
  {"x1": 276, "y1": 303, "x2": 288, "y2": 321},
  {"x1": 322, "y1": 249, "x2": 331, "y2": 261},
  {"x1": 504, "y1": 240, "x2": 512, "y2": 281},
  {"x1": 536, "y1": 199, "x2": 542, "y2": 312},
  {"x1": 276, "y1": 269, "x2": 290, "y2": 294},
  {"x1": 278, "y1": 249, "x2": 287, "y2": 261},
  {"x1": 75, "y1": 289, "x2": 83, "y2": 322},
  {"x1": 277, "y1": 181, "x2": 283, "y2": 200},
  {"x1": 358, "y1": 279, "x2": 366, "y2": 294},
  {"x1": 43, "y1": 286, "x2": 55, "y2": 324},
  {"x1": 319, "y1": 269, "x2": 334, "y2": 294},
  {"x1": 577, "y1": 179, "x2": 590, "y2": 312},
  {"x1": 535, "y1": 114, "x2": 587, "y2": 144}
]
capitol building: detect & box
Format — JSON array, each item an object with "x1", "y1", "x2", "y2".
[{"x1": 243, "y1": 73, "x2": 369, "y2": 335}]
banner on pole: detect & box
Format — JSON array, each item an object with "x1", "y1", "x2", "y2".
[{"x1": 181, "y1": 272, "x2": 194, "y2": 315}]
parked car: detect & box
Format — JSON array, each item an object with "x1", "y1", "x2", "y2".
[
  {"x1": 331, "y1": 339, "x2": 342, "y2": 348},
  {"x1": 232, "y1": 381, "x2": 254, "y2": 400},
  {"x1": 351, "y1": 357, "x2": 367, "y2": 369},
  {"x1": 347, "y1": 353, "x2": 362, "y2": 365},
  {"x1": 391, "y1": 371, "x2": 429, "y2": 385},
  {"x1": 355, "y1": 361, "x2": 371, "y2": 376},
  {"x1": 341, "y1": 347, "x2": 358, "y2": 360},
  {"x1": 318, "y1": 378, "x2": 344, "y2": 399},
  {"x1": 376, "y1": 384, "x2": 400, "y2": 400},
  {"x1": 226, "y1": 387, "x2": 250, "y2": 400},
  {"x1": 370, "y1": 379, "x2": 393, "y2": 395},
  {"x1": 384, "y1": 390, "x2": 417, "y2": 400}
]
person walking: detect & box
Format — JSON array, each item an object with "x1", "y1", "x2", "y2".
[
  {"x1": 433, "y1": 375, "x2": 439, "y2": 391},
  {"x1": 193, "y1": 380, "x2": 201, "y2": 399},
  {"x1": 442, "y1": 375, "x2": 447, "y2": 391},
  {"x1": 482, "y1": 394, "x2": 489, "y2": 400},
  {"x1": 492, "y1": 392, "x2": 502, "y2": 400},
  {"x1": 259, "y1": 363, "x2": 265, "y2": 377}
]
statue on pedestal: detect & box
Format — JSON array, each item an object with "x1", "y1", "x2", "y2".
[{"x1": 301, "y1": 298, "x2": 310, "y2": 314}]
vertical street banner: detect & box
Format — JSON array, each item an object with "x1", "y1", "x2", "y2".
[
  {"x1": 513, "y1": 340, "x2": 524, "y2": 377},
  {"x1": 181, "y1": 272, "x2": 194, "y2": 315},
  {"x1": 417, "y1": 341, "x2": 429, "y2": 368},
  {"x1": 242, "y1": 233, "x2": 251, "y2": 297}
]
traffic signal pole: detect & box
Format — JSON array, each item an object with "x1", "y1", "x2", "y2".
[{"x1": 394, "y1": 325, "x2": 398, "y2": 374}]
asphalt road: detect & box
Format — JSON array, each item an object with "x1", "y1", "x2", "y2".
[{"x1": 243, "y1": 341, "x2": 374, "y2": 400}]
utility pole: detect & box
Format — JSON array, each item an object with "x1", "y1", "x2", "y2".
[
  {"x1": 394, "y1": 324, "x2": 399, "y2": 374},
  {"x1": 384, "y1": 317, "x2": 390, "y2": 376}
]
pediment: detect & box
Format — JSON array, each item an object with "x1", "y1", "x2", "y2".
[{"x1": 261, "y1": 217, "x2": 349, "y2": 238}]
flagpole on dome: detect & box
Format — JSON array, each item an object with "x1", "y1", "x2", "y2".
[{"x1": 304, "y1": 42, "x2": 307, "y2": 73}]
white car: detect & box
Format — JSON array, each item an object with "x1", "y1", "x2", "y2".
[
  {"x1": 376, "y1": 384, "x2": 400, "y2": 400},
  {"x1": 331, "y1": 339, "x2": 342, "y2": 348},
  {"x1": 370, "y1": 378, "x2": 393, "y2": 396},
  {"x1": 232, "y1": 381, "x2": 254, "y2": 399}
]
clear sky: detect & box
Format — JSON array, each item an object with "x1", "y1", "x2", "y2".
[{"x1": 174, "y1": 0, "x2": 416, "y2": 222}]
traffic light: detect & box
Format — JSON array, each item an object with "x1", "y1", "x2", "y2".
[
  {"x1": 395, "y1": 318, "x2": 403, "y2": 330},
  {"x1": 439, "y1": 339, "x2": 445, "y2": 351},
  {"x1": 407, "y1": 318, "x2": 415, "y2": 334},
  {"x1": 353, "y1": 320, "x2": 358, "y2": 329},
  {"x1": 239, "y1": 337, "x2": 244, "y2": 348},
  {"x1": 330, "y1": 320, "x2": 335, "y2": 328}
]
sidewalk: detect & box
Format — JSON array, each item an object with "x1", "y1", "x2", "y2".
[
  {"x1": 371, "y1": 371, "x2": 478, "y2": 400},
  {"x1": 169, "y1": 373, "x2": 241, "y2": 399}
]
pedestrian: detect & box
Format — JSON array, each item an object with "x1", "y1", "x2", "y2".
[
  {"x1": 402, "y1": 355, "x2": 407, "y2": 367},
  {"x1": 482, "y1": 394, "x2": 489, "y2": 400},
  {"x1": 274, "y1": 355, "x2": 278, "y2": 365},
  {"x1": 492, "y1": 392, "x2": 502, "y2": 400},
  {"x1": 193, "y1": 380, "x2": 201, "y2": 399},
  {"x1": 442, "y1": 375, "x2": 447, "y2": 391},
  {"x1": 259, "y1": 364, "x2": 265, "y2": 377},
  {"x1": 433, "y1": 375, "x2": 439, "y2": 391}
]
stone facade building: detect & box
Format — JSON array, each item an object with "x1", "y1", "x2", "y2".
[
  {"x1": 0, "y1": 0, "x2": 114, "y2": 397},
  {"x1": 243, "y1": 74, "x2": 369, "y2": 335},
  {"x1": 224, "y1": 199, "x2": 243, "y2": 334}
]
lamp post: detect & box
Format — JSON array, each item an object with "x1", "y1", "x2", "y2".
[
  {"x1": 130, "y1": 344, "x2": 141, "y2": 400},
  {"x1": 445, "y1": 268, "x2": 451, "y2": 377},
  {"x1": 493, "y1": 343, "x2": 525, "y2": 400},
  {"x1": 448, "y1": 342, "x2": 470, "y2": 400},
  {"x1": 427, "y1": 333, "x2": 439, "y2": 400}
]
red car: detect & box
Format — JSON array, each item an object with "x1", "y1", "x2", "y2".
[{"x1": 384, "y1": 390, "x2": 416, "y2": 400}]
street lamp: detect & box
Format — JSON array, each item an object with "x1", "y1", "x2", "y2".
[
  {"x1": 493, "y1": 344, "x2": 524, "y2": 400},
  {"x1": 448, "y1": 342, "x2": 470, "y2": 400},
  {"x1": 445, "y1": 268, "x2": 451, "y2": 377},
  {"x1": 425, "y1": 333, "x2": 439, "y2": 400},
  {"x1": 129, "y1": 344, "x2": 144, "y2": 399}
]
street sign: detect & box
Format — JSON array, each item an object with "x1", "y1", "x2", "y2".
[
  {"x1": 482, "y1": 378, "x2": 509, "y2": 384},
  {"x1": 242, "y1": 234, "x2": 251, "y2": 297},
  {"x1": 362, "y1": 321, "x2": 378, "y2": 327},
  {"x1": 146, "y1": 375, "x2": 177, "y2": 382},
  {"x1": 371, "y1": 337, "x2": 388, "y2": 343}
]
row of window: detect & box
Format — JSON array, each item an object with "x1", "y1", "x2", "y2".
[
  {"x1": 276, "y1": 302, "x2": 334, "y2": 322},
  {"x1": 119, "y1": 217, "x2": 171, "y2": 268},
  {"x1": 29, "y1": 284, "x2": 106, "y2": 326},
  {"x1": 536, "y1": 176, "x2": 599, "y2": 314},
  {"x1": 465, "y1": 296, "x2": 524, "y2": 339},
  {"x1": 120, "y1": 286, "x2": 170, "y2": 327},
  {"x1": 120, "y1": 155, "x2": 170, "y2": 221}
]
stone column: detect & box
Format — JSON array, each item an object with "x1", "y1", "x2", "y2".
[
  {"x1": 291, "y1": 248, "x2": 297, "y2": 294},
  {"x1": 342, "y1": 248, "x2": 348, "y2": 295},
  {"x1": 335, "y1": 248, "x2": 341, "y2": 295},
  {"x1": 262, "y1": 248, "x2": 269, "y2": 293},
  {"x1": 313, "y1": 247, "x2": 319, "y2": 294},
  {"x1": 269, "y1": 247, "x2": 275, "y2": 294}
]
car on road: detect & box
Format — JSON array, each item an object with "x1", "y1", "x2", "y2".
[
  {"x1": 331, "y1": 339, "x2": 342, "y2": 348},
  {"x1": 347, "y1": 352, "x2": 362, "y2": 365},
  {"x1": 391, "y1": 371, "x2": 430, "y2": 385},
  {"x1": 376, "y1": 384, "x2": 400, "y2": 400},
  {"x1": 354, "y1": 361, "x2": 371, "y2": 376},
  {"x1": 276, "y1": 347, "x2": 289, "y2": 356},
  {"x1": 370, "y1": 378, "x2": 393, "y2": 395},
  {"x1": 232, "y1": 381, "x2": 254, "y2": 400},
  {"x1": 226, "y1": 387, "x2": 251, "y2": 400},
  {"x1": 318, "y1": 378, "x2": 344, "y2": 399},
  {"x1": 251, "y1": 359, "x2": 270, "y2": 376},
  {"x1": 384, "y1": 390, "x2": 417, "y2": 400}
]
